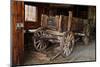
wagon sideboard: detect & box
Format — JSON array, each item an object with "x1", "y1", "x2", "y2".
[
  {"x1": 40, "y1": 11, "x2": 88, "y2": 34},
  {"x1": 31, "y1": 11, "x2": 90, "y2": 58}
]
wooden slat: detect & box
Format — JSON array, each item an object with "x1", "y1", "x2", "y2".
[
  {"x1": 55, "y1": 15, "x2": 59, "y2": 31},
  {"x1": 41, "y1": 14, "x2": 48, "y2": 27},
  {"x1": 67, "y1": 11, "x2": 72, "y2": 31},
  {"x1": 58, "y1": 15, "x2": 62, "y2": 32}
]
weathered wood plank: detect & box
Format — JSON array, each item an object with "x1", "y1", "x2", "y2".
[
  {"x1": 67, "y1": 11, "x2": 72, "y2": 31},
  {"x1": 58, "y1": 15, "x2": 62, "y2": 32},
  {"x1": 55, "y1": 15, "x2": 59, "y2": 31}
]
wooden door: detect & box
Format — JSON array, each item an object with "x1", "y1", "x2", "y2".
[{"x1": 12, "y1": 1, "x2": 24, "y2": 65}]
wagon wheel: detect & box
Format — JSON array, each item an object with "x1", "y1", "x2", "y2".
[
  {"x1": 33, "y1": 38, "x2": 47, "y2": 51},
  {"x1": 33, "y1": 30, "x2": 47, "y2": 51},
  {"x1": 83, "y1": 23, "x2": 90, "y2": 45},
  {"x1": 34, "y1": 30, "x2": 45, "y2": 37},
  {"x1": 62, "y1": 32, "x2": 75, "y2": 57}
]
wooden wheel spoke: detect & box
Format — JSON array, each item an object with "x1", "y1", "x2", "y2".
[
  {"x1": 37, "y1": 32, "x2": 40, "y2": 36},
  {"x1": 68, "y1": 48, "x2": 71, "y2": 55},
  {"x1": 39, "y1": 41, "x2": 43, "y2": 49},
  {"x1": 33, "y1": 38, "x2": 47, "y2": 51},
  {"x1": 34, "y1": 39, "x2": 40, "y2": 44},
  {"x1": 34, "y1": 32, "x2": 38, "y2": 37},
  {"x1": 69, "y1": 42, "x2": 73, "y2": 50},
  {"x1": 43, "y1": 42, "x2": 47, "y2": 49},
  {"x1": 36, "y1": 42, "x2": 41, "y2": 49},
  {"x1": 42, "y1": 31, "x2": 46, "y2": 35},
  {"x1": 69, "y1": 33, "x2": 72, "y2": 39},
  {"x1": 38, "y1": 31, "x2": 42, "y2": 36},
  {"x1": 67, "y1": 34, "x2": 70, "y2": 40}
]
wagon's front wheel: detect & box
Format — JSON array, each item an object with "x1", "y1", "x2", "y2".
[
  {"x1": 33, "y1": 30, "x2": 47, "y2": 51},
  {"x1": 62, "y1": 32, "x2": 75, "y2": 57},
  {"x1": 33, "y1": 38, "x2": 47, "y2": 51}
]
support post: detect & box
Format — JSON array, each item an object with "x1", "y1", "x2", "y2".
[
  {"x1": 67, "y1": 11, "x2": 72, "y2": 31},
  {"x1": 58, "y1": 15, "x2": 62, "y2": 32}
]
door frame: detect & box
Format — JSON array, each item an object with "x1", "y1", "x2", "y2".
[{"x1": 11, "y1": 0, "x2": 24, "y2": 65}]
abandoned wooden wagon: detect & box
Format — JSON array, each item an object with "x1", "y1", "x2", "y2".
[
  {"x1": 12, "y1": 1, "x2": 96, "y2": 65},
  {"x1": 30, "y1": 11, "x2": 90, "y2": 57}
]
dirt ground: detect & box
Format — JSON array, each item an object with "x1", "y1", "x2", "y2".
[{"x1": 23, "y1": 39, "x2": 96, "y2": 65}]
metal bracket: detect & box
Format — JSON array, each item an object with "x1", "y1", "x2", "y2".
[{"x1": 16, "y1": 23, "x2": 24, "y2": 30}]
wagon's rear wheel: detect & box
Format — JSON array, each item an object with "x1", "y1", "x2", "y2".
[
  {"x1": 62, "y1": 32, "x2": 75, "y2": 57},
  {"x1": 83, "y1": 23, "x2": 90, "y2": 45},
  {"x1": 33, "y1": 30, "x2": 47, "y2": 51}
]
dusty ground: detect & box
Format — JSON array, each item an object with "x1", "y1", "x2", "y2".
[{"x1": 24, "y1": 40, "x2": 96, "y2": 65}]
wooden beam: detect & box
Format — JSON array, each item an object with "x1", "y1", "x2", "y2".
[
  {"x1": 74, "y1": 33, "x2": 85, "y2": 36},
  {"x1": 67, "y1": 11, "x2": 72, "y2": 31},
  {"x1": 55, "y1": 15, "x2": 59, "y2": 31},
  {"x1": 58, "y1": 15, "x2": 62, "y2": 32},
  {"x1": 41, "y1": 14, "x2": 48, "y2": 27}
]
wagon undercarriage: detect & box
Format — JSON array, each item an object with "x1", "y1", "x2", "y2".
[{"x1": 32, "y1": 28, "x2": 75, "y2": 57}]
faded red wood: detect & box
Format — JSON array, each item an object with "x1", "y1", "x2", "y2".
[{"x1": 12, "y1": 0, "x2": 24, "y2": 65}]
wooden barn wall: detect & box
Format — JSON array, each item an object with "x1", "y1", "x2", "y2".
[
  {"x1": 24, "y1": 2, "x2": 89, "y2": 29},
  {"x1": 24, "y1": 3, "x2": 49, "y2": 29},
  {"x1": 73, "y1": 5, "x2": 88, "y2": 19}
]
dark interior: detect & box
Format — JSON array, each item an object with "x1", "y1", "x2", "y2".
[{"x1": 24, "y1": 2, "x2": 91, "y2": 30}]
